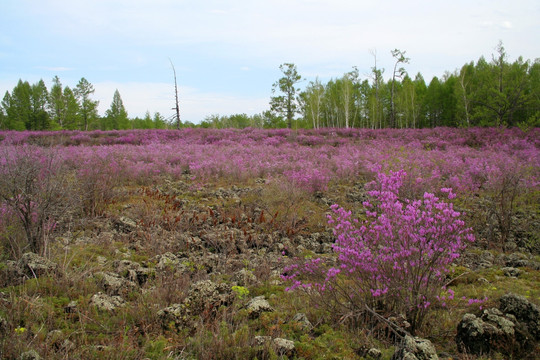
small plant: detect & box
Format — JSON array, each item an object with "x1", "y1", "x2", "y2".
[
  {"x1": 231, "y1": 286, "x2": 250, "y2": 300},
  {"x1": 283, "y1": 170, "x2": 475, "y2": 333}
]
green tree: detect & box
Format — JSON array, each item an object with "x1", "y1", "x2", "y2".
[
  {"x1": 104, "y1": 89, "x2": 129, "y2": 130},
  {"x1": 153, "y1": 112, "x2": 167, "y2": 129},
  {"x1": 30, "y1": 79, "x2": 50, "y2": 130},
  {"x1": 470, "y1": 42, "x2": 532, "y2": 126},
  {"x1": 74, "y1": 77, "x2": 99, "y2": 130},
  {"x1": 270, "y1": 63, "x2": 302, "y2": 128},
  {"x1": 300, "y1": 78, "x2": 325, "y2": 129},
  {"x1": 62, "y1": 87, "x2": 80, "y2": 130},
  {"x1": 389, "y1": 49, "x2": 410, "y2": 128},
  {"x1": 48, "y1": 76, "x2": 65, "y2": 129},
  {"x1": 3, "y1": 80, "x2": 32, "y2": 130}
]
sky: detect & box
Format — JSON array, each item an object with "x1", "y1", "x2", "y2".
[{"x1": 1, "y1": 0, "x2": 539, "y2": 124}]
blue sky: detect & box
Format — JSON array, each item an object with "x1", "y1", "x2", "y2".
[{"x1": 1, "y1": 0, "x2": 538, "y2": 123}]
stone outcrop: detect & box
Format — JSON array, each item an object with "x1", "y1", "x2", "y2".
[
  {"x1": 246, "y1": 295, "x2": 274, "y2": 319},
  {"x1": 456, "y1": 293, "x2": 539, "y2": 357},
  {"x1": 89, "y1": 292, "x2": 125, "y2": 312},
  {"x1": 158, "y1": 280, "x2": 233, "y2": 330},
  {"x1": 391, "y1": 335, "x2": 438, "y2": 360}
]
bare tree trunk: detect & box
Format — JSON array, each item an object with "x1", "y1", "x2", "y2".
[{"x1": 169, "y1": 59, "x2": 181, "y2": 129}]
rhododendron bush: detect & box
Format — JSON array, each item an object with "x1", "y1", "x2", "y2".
[{"x1": 283, "y1": 170, "x2": 475, "y2": 332}]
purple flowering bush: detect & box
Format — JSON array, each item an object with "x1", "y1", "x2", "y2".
[{"x1": 282, "y1": 170, "x2": 475, "y2": 332}]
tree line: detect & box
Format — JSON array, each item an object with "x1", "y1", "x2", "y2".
[
  {"x1": 269, "y1": 43, "x2": 539, "y2": 129},
  {"x1": 0, "y1": 76, "x2": 169, "y2": 131},
  {"x1": 1, "y1": 42, "x2": 538, "y2": 131}
]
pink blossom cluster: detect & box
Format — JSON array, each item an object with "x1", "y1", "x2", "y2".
[{"x1": 283, "y1": 170, "x2": 475, "y2": 331}]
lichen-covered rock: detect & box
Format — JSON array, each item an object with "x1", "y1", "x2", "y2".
[
  {"x1": 391, "y1": 335, "x2": 438, "y2": 360},
  {"x1": 499, "y1": 293, "x2": 540, "y2": 340},
  {"x1": 247, "y1": 295, "x2": 274, "y2": 319},
  {"x1": 456, "y1": 304, "x2": 535, "y2": 357},
  {"x1": 18, "y1": 252, "x2": 57, "y2": 278},
  {"x1": 114, "y1": 216, "x2": 138, "y2": 233},
  {"x1": 19, "y1": 350, "x2": 42, "y2": 360},
  {"x1": 158, "y1": 280, "x2": 232, "y2": 330},
  {"x1": 64, "y1": 300, "x2": 78, "y2": 314},
  {"x1": 292, "y1": 312, "x2": 313, "y2": 332},
  {"x1": 502, "y1": 266, "x2": 522, "y2": 277},
  {"x1": 232, "y1": 268, "x2": 257, "y2": 286},
  {"x1": 114, "y1": 259, "x2": 154, "y2": 285},
  {"x1": 94, "y1": 271, "x2": 137, "y2": 297},
  {"x1": 89, "y1": 292, "x2": 125, "y2": 312},
  {"x1": 184, "y1": 280, "x2": 232, "y2": 315},
  {"x1": 273, "y1": 337, "x2": 296, "y2": 357},
  {"x1": 253, "y1": 335, "x2": 272, "y2": 346},
  {"x1": 367, "y1": 348, "x2": 382, "y2": 359},
  {"x1": 157, "y1": 303, "x2": 188, "y2": 330},
  {"x1": 155, "y1": 252, "x2": 183, "y2": 272},
  {"x1": 0, "y1": 315, "x2": 7, "y2": 336}
]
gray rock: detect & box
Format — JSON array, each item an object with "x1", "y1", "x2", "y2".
[
  {"x1": 292, "y1": 312, "x2": 313, "y2": 332},
  {"x1": 89, "y1": 292, "x2": 125, "y2": 312},
  {"x1": 232, "y1": 268, "x2": 257, "y2": 286},
  {"x1": 184, "y1": 280, "x2": 232, "y2": 315},
  {"x1": 114, "y1": 216, "x2": 138, "y2": 233},
  {"x1": 94, "y1": 271, "x2": 137, "y2": 297},
  {"x1": 502, "y1": 267, "x2": 522, "y2": 277},
  {"x1": 157, "y1": 303, "x2": 187, "y2": 330},
  {"x1": 392, "y1": 335, "x2": 438, "y2": 360},
  {"x1": 499, "y1": 293, "x2": 540, "y2": 340},
  {"x1": 456, "y1": 304, "x2": 535, "y2": 357},
  {"x1": 0, "y1": 315, "x2": 7, "y2": 336},
  {"x1": 155, "y1": 252, "x2": 182, "y2": 271},
  {"x1": 273, "y1": 338, "x2": 296, "y2": 357},
  {"x1": 158, "y1": 280, "x2": 232, "y2": 330},
  {"x1": 18, "y1": 252, "x2": 57, "y2": 278},
  {"x1": 64, "y1": 300, "x2": 78, "y2": 314},
  {"x1": 253, "y1": 335, "x2": 272, "y2": 346},
  {"x1": 367, "y1": 348, "x2": 382, "y2": 359},
  {"x1": 19, "y1": 350, "x2": 42, "y2": 360},
  {"x1": 114, "y1": 259, "x2": 153, "y2": 285},
  {"x1": 247, "y1": 296, "x2": 274, "y2": 319}
]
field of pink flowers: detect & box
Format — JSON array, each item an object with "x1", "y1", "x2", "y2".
[
  {"x1": 1, "y1": 127, "x2": 538, "y2": 197},
  {"x1": 1, "y1": 127, "x2": 539, "y2": 359}
]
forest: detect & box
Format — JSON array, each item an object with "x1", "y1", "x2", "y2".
[{"x1": 1, "y1": 42, "x2": 538, "y2": 131}]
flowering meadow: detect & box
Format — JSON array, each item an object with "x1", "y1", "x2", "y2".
[
  {"x1": 0, "y1": 127, "x2": 539, "y2": 359},
  {"x1": 1, "y1": 127, "x2": 538, "y2": 196}
]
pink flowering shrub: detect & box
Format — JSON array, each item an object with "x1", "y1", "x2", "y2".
[{"x1": 282, "y1": 170, "x2": 475, "y2": 332}]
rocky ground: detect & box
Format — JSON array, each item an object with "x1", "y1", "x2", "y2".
[{"x1": 1, "y1": 177, "x2": 539, "y2": 359}]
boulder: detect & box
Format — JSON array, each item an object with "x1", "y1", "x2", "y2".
[
  {"x1": 502, "y1": 267, "x2": 522, "y2": 278},
  {"x1": 19, "y1": 350, "x2": 42, "y2": 360},
  {"x1": 114, "y1": 259, "x2": 154, "y2": 285},
  {"x1": 391, "y1": 335, "x2": 438, "y2": 360},
  {"x1": 273, "y1": 337, "x2": 296, "y2": 357},
  {"x1": 456, "y1": 301, "x2": 536, "y2": 357},
  {"x1": 18, "y1": 252, "x2": 57, "y2": 278},
  {"x1": 94, "y1": 271, "x2": 137, "y2": 297},
  {"x1": 292, "y1": 312, "x2": 313, "y2": 332},
  {"x1": 114, "y1": 216, "x2": 138, "y2": 233},
  {"x1": 247, "y1": 295, "x2": 274, "y2": 319},
  {"x1": 157, "y1": 303, "x2": 188, "y2": 330},
  {"x1": 158, "y1": 280, "x2": 232, "y2": 330},
  {"x1": 367, "y1": 348, "x2": 382, "y2": 359},
  {"x1": 184, "y1": 280, "x2": 232, "y2": 316},
  {"x1": 89, "y1": 292, "x2": 125, "y2": 312},
  {"x1": 499, "y1": 293, "x2": 539, "y2": 340},
  {"x1": 232, "y1": 268, "x2": 257, "y2": 286}
]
